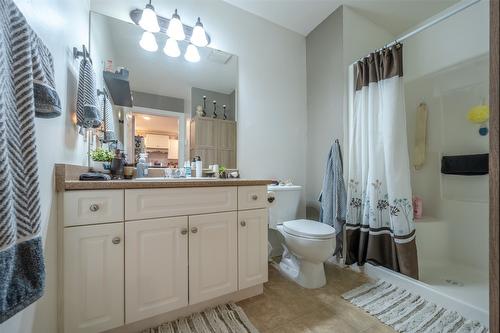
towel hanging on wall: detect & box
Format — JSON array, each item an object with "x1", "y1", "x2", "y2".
[
  {"x1": 318, "y1": 139, "x2": 347, "y2": 257},
  {"x1": 0, "y1": 0, "x2": 56, "y2": 322},
  {"x1": 76, "y1": 55, "x2": 100, "y2": 130},
  {"x1": 413, "y1": 103, "x2": 428, "y2": 170},
  {"x1": 100, "y1": 91, "x2": 116, "y2": 142}
]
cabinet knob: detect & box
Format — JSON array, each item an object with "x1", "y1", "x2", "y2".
[
  {"x1": 240, "y1": 221, "x2": 246, "y2": 227},
  {"x1": 112, "y1": 237, "x2": 121, "y2": 245},
  {"x1": 251, "y1": 195, "x2": 258, "y2": 201},
  {"x1": 181, "y1": 228, "x2": 188, "y2": 235},
  {"x1": 89, "y1": 204, "x2": 100, "y2": 212},
  {"x1": 191, "y1": 227, "x2": 198, "y2": 234}
]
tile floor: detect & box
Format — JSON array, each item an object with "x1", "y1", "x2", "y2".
[{"x1": 237, "y1": 262, "x2": 397, "y2": 333}]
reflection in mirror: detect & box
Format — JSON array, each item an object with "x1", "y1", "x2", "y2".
[{"x1": 89, "y1": 11, "x2": 238, "y2": 170}]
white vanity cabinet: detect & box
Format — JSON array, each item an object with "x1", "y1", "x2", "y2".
[
  {"x1": 238, "y1": 209, "x2": 269, "y2": 289},
  {"x1": 63, "y1": 223, "x2": 124, "y2": 333},
  {"x1": 60, "y1": 185, "x2": 268, "y2": 333},
  {"x1": 189, "y1": 212, "x2": 238, "y2": 304},
  {"x1": 125, "y1": 217, "x2": 189, "y2": 323}
]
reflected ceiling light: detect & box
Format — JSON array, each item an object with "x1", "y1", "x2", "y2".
[
  {"x1": 138, "y1": 1, "x2": 160, "y2": 33},
  {"x1": 143, "y1": 116, "x2": 151, "y2": 120},
  {"x1": 184, "y1": 44, "x2": 200, "y2": 63},
  {"x1": 139, "y1": 31, "x2": 158, "y2": 52},
  {"x1": 190, "y1": 17, "x2": 208, "y2": 47},
  {"x1": 163, "y1": 38, "x2": 181, "y2": 57},
  {"x1": 166, "y1": 9, "x2": 185, "y2": 41}
]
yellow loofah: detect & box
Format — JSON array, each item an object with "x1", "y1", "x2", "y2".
[{"x1": 467, "y1": 104, "x2": 489, "y2": 123}]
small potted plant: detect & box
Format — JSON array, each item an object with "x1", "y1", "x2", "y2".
[
  {"x1": 219, "y1": 166, "x2": 228, "y2": 179},
  {"x1": 90, "y1": 148, "x2": 114, "y2": 172}
]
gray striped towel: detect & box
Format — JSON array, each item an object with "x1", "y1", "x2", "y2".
[
  {"x1": 319, "y1": 141, "x2": 347, "y2": 256},
  {"x1": 32, "y1": 33, "x2": 61, "y2": 118},
  {"x1": 76, "y1": 56, "x2": 100, "y2": 129},
  {"x1": 0, "y1": 0, "x2": 50, "y2": 323},
  {"x1": 100, "y1": 92, "x2": 116, "y2": 142}
]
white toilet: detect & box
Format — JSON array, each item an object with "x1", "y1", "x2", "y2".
[{"x1": 268, "y1": 184, "x2": 336, "y2": 289}]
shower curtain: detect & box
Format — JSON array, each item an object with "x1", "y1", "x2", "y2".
[{"x1": 345, "y1": 44, "x2": 418, "y2": 279}]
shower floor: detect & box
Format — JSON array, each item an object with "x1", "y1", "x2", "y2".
[
  {"x1": 418, "y1": 260, "x2": 488, "y2": 314},
  {"x1": 363, "y1": 260, "x2": 489, "y2": 326}
]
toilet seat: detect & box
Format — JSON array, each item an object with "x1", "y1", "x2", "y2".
[{"x1": 282, "y1": 219, "x2": 335, "y2": 240}]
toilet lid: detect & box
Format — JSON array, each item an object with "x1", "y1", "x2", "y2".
[{"x1": 283, "y1": 219, "x2": 335, "y2": 239}]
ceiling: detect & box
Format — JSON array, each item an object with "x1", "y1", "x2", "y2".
[
  {"x1": 134, "y1": 113, "x2": 179, "y2": 133},
  {"x1": 222, "y1": 0, "x2": 460, "y2": 36}
]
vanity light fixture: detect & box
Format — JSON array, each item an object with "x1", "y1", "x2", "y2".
[
  {"x1": 190, "y1": 17, "x2": 208, "y2": 47},
  {"x1": 138, "y1": 1, "x2": 160, "y2": 33},
  {"x1": 164, "y1": 38, "x2": 181, "y2": 57},
  {"x1": 139, "y1": 31, "x2": 158, "y2": 52},
  {"x1": 184, "y1": 44, "x2": 200, "y2": 63},
  {"x1": 166, "y1": 9, "x2": 185, "y2": 41}
]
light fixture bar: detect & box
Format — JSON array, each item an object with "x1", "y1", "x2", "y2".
[{"x1": 130, "y1": 9, "x2": 211, "y2": 45}]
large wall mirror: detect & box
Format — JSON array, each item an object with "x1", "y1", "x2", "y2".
[{"x1": 89, "y1": 11, "x2": 238, "y2": 170}]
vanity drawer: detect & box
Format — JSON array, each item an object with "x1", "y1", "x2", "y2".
[
  {"x1": 238, "y1": 186, "x2": 268, "y2": 210},
  {"x1": 63, "y1": 190, "x2": 124, "y2": 227},
  {"x1": 125, "y1": 187, "x2": 237, "y2": 220}
]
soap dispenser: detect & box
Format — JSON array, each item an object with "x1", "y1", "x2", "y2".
[{"x1": 195, "y1": 156, "x2": 202, "y2": 178}]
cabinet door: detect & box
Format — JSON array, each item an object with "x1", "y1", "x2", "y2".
[
  {"x1": 218, "y1": 149, "x2": 236, "y2": 169},
  {"x1": 192, "y1": 117, "x2": 217, "y2": 148},
  {"x1": 190, "y1": 148, "x2": 217, "y2": 168},
  {"x1": 189, "y1": 212, "x2": 237, "y2": 304},
  {"x1": 125, "y1": 217, "x2": 188, "y2": 323},
  {"x1": 168, "y1": 139, "x2": 179, "y2": 160},
  {"x1": 218, "y1": 121, "x2": 236, "y2": 150},
  {"x1": 64, "y1": 223, "x2": 124, "y2": 333},
  {"x1": 238, "y1": 209, "x2": 269, "y2": 289}
]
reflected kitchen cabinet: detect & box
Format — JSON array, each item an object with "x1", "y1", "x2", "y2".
[{"x1": 190, "y1": 116, "x2": 236, "y2": 169}]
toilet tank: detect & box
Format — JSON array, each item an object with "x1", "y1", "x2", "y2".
[{"x1": 268, "y1": 185, "x2": 302, "y2": 229}]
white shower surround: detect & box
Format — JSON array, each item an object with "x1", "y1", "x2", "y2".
[{"x1": 344, "y1": 0, "x2": 490, "y2": 328}]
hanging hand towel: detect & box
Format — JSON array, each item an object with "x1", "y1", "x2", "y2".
[
  {"x1": 413, "y1": 103, "x2": 428, "y2": 170},
  {"x1": 0, "y1": 0, "x2": 56, "y2": 322},
  {"x1": 76, "y1": 57, "x2": 100, "y2": 129},
  {"x1": 318, "y1": 141, "x2": 347, "y2": 256},
  {"x1": 100, "y1": 93, "x2": 116, "y2": 142}
]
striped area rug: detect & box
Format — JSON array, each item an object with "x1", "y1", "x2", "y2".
[
  {"x1": 142, "y1": 303, "x2": 259, "y2": 333},
  {"x1": 342, "y1": 281, "x2": 488, "y2": 333}
]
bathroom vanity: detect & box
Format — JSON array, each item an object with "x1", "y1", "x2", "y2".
[{"x1": 56, "y1": 165, "x2": 272, "y2": 333}]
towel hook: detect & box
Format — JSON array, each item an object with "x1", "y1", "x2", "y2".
[{"x1": 73, "y1": 44, "x2": 92, "y2": 64}]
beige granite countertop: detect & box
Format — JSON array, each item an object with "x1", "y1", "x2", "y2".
[{"x1": 55, "y1": 164, "x2": 274, "y2": 192}]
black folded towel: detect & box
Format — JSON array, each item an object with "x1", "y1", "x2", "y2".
[
  {"x1": 79, "y1": 173, "x2": 111, "y2": 181},
  {"x1": 441, "y1": 153, "x2": 488, "y2": 175}
]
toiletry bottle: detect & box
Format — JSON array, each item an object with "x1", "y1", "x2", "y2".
[
  {"x1": 185, "y1": 160, "x2": 192, "y2": 178},
  {"x1": 195, "y1": 156, "x2": 203, "y2": 178}
]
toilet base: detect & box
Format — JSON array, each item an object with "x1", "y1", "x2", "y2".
[{"x1": 280, "y1": 259, "x2": 326, "y2": 289}]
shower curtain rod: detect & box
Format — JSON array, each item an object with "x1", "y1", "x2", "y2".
[{"x1": 350, "y1": 0, "x2": 482, "y2": 66}]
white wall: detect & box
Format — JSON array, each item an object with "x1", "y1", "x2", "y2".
[
  {"x1": 90, "y1": 0, "x2": 308, "y2": 215},
  {"x1": 1, "y1": 1, "x2": 91, "y2": 332},
  {"x1": 404, "y1": 0, "x2": 489, "y2": 82},
  {"x1": 305, "y1": 5, "x2": 393, "y2": 217}
]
